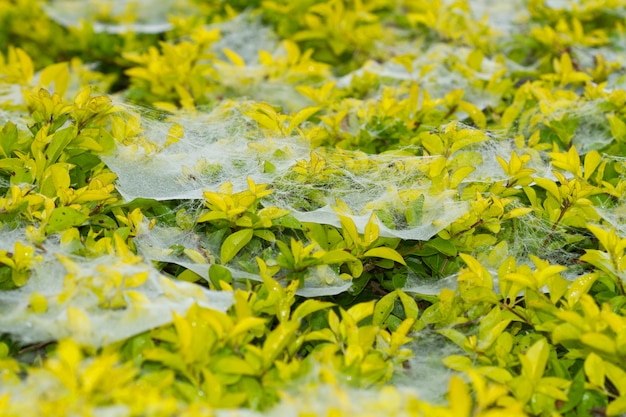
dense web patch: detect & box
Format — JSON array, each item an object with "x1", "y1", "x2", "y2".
[
  {"x1": 0, "y1": 228, "x2": 233, "y2": 347},
  {"x1": 43, "y1": 0, "x2": 198, "y2": 34}
]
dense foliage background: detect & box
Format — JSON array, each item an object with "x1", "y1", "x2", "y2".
[{"x1": 1, "y1": 0, "x2": 626, "y2": 416}]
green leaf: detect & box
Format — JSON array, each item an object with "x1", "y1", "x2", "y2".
[
  {"x1": 253, "y1": 229, "x2": 276, "y2": 242},
  {"x1": 45, "y1": 126, "x2": 77, "y2": 167},
  {"x1": 397, "y1": 290, "x2": 419, "y2": 319},
  {"x1": 44, "y1": 207, "x2": 88, "y2": 234},
  {"x1": 89, "y1": 214, "x2": 119, "y2": 230},
  {"x1": 425, "y1": 236, "x2": 457, "y2": 257},
  {"x1": 405, "y1": 194, "x2": 425, "y2": 227},
  {"x1": 559, "y1": 370, "x2": 585, "y2": 413},
  {"x1": 373, "y1": 291, "x2": 397, "y2": 326},
  {"x1": 272, "y1": 214, "x2": 304, "y2": 230},
  {"x1": 220, "y1": 229, "x2": 253, "y2": 264},
  {"x1": 209, "y1": 264, "x2": 233, "y2": 287},
  {"x1": 0, "y1": 122, "x2": 19, "y2": 158}
]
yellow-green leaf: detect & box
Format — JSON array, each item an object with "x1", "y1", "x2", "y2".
[
  {"x1": 362, "y1": 247, "x2": 406, "y2": 265},
  {"x1": 221, "y1": 229, "x2": 253, "y2": 264}
]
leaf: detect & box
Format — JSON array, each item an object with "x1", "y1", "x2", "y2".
[
  {"x1": 66, "y1": 306, "x2": 92, "y2": 340},
  {"x1": 607, "y1": 395, "x2": 626, "y2": 416},
  {"x1": 177, "y1": 269, "x2": 203, "y2": 283},
  {"x1": 45, "y1": 126, "x2": 77, "y2": 167},
  {"x1": 581, "y1": 333, "x2": 617, "y2": 355},
  {"x1": 559, "y1": 370, "x2": 585, "y2": 413},
  {"x1": 197, "y1": 211, "x2": 228, "y2": 223},
  {"x1": 337, "y1": 213, "x2": 359, "y2": 248},
  {"x1": 566, "y1": 272, "x2": 599, "y2": 307},
  {"x1": 373, "y1": 292, "x2": 398, "y2": 326},
  {"x1": 262, "y1": 320, "x2": 299, "y2": 368},
  {"x1": 425, "y1": 236, "x2": 457, "y2": 257},
  {"x1": 172, "y1": 312, "x2": 193, "y2": 361},
  {"x1": 443, "y1": 355, "x2": 472, "y2": 371},
  {"x1": 534, "y1": 177, "x2": 560, "y2": 200},
  {"x1": 397, "y1": 290, "x2": 419, "y2": 319},
  {"x1": 45, "y1": 207, "x2": 89, "y2": 234},
  {"x1": 521, "y1": 338, "x2": 549, "y2": 382},
  {"x1": 220, "y1": 229, "x2": 253, "y2": 264},
  {"x1": 183, "y1": 249, "x2": 207, "y2": 264},
  {"x1": 583, "y1": 150, "x2": 602, "y2": 180},
  {"x1": 405, "y1": 194, "x2": 425, "y2": 227},
  {"x1": 363, "y1": 212, "x2": 380, "y2": 247},
  {"x1": 319, "y1": 249, "x2": 358, "y2": 264},
  {"x1": 287, "y1": 106, "x2": 321, "y2": 134},
  {"x1": 346, "y1": 300, "x2": 375, "y2": 323},
  {"x1": 40, "y1": 62, "x2": 70, "y2": 95},
  {"x1": 208, "y1": 265, "x2": 233, "y2": 290},
  {"x1": 0, "y1": 122, "x2": 19, "y2": 158},
  {"x1": 605, "y1": 362, "x2": 626, "y2": 396},
  {"x1": 222, "y1": 48, "x2": 245, "y2": 67},
  {"x1": 292, "y1": 299, "x2": 334, "y2": 321},
  {"x1": 363, "y1": 247, "x2": 406, "y2": 265},
  {"x1": 29, "y1": 292, "x2": 48, "y2": 313},
  {"x1": 584, "y1": 353, "x2": 605, "y2": 387},
  {"x1": 458, "y1": 101, "x2": 487, "y2": 130},
  {"x1": 607, "y1": 114, "x2": 626, "y2": 142},
  {"x1": 448, "y1": 375, "x2": 472, "y2": 417},
  {"x1": 211, "y1": 355, "x2": 256, "y2": 375},
  {"x1": 164, "y1": 123, "x2": 184, "y2": 147},
  {"x1": 253, "y1": 229, "x2": 276, "y2": 242},
  {"x1": 229, "y1": 317, "x2": 266, "y2": 341}
]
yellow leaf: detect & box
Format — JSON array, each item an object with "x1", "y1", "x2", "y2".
[
  {"x1": 363, "y1": 212, "x2": 380, "y2": 247},
  {"x1": 607, "y1": 395, "x2": 626, "y2": 416},
  {"x1": 172, "y1": 312, "x2": 193, "y2": 361},
  {"x1": 29, "y1": 292, "x2": 48, "y2": 313},
  {"x1": 363, "y1": 247, "x2": 406, "y2": 265},
  {"x1": 584, "y1": 352, "x2": 605, "y2": 387},
  {"x1": 448, "y1": 375, "x2": 472, "y2": 417},
  {"x1": 583, "y1": 150, "x2": 602, "y2": 180},
  {"x1": 74, "y1": 87, "x2": 92, "y2": 108},
  {"x1": 165, "y1": 123, "x2": 184, "y2": 147},
  {"x1": 458, "y1": 101, "x2": 486, "y2": 130},
  {"x1": 40, "y1": 62, "x2": 70, "y2": 96},
  {"x1": 67, "y1": 307, "x2": 92, "y2": 339},
  {"x1": 222, "y1": 47, "x2": 245, "y2": 67},
  {"x1": 534, "y1": 177, "x2": 560, "y2": 200},
  {"x1": 287, "y1": 106, "x2": 321, "y2": 135},
  {"x1": 581, "y1": 333, "x2": 617, "y2": 355}
]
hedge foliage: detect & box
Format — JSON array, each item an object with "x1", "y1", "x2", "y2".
[{"x1": 1, "y1": 0, "x2": 626, "y2": 416}]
